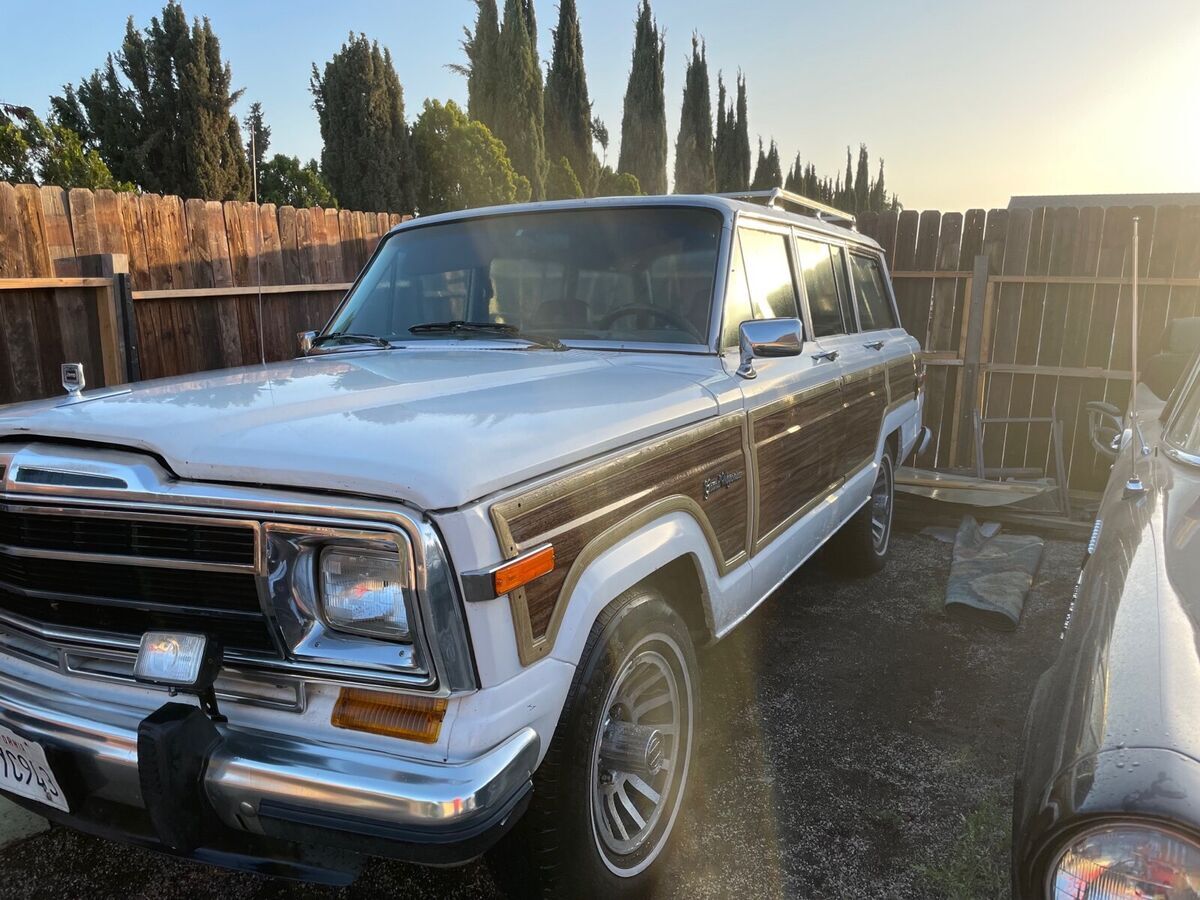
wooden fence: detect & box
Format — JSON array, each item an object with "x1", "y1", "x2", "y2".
[
  {"x1": 858, "y1": 204, "x2": 1200, "y2": 492},
  {"x1": 1, "y1": 183, "x2": 1197, "y2": 493},
  {"x1": 0, "y1": 182, "x2": 405, "y2": 395}
]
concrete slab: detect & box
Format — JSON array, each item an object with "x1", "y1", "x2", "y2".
[{"x1": 0, "y1": 798, "x2": 47, "y2": 848}]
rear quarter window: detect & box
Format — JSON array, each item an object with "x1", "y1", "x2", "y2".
[{"x1": 849, "y1": 253, "x2": 897, "y2": 331}]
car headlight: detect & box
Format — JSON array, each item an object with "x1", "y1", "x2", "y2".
[
  {"x1": 319, "y1": 546, "x2": 411, "y2": 640},
  {"x1": 1049, "y1": 824, "x2": 1200, "y2": 898}
]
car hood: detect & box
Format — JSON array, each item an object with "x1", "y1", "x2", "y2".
[{"x1": 0, "y1": 349, "x2": 720, "y2": 510}]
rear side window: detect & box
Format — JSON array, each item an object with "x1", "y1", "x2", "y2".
[
  {"x1": 739, "y1": 228, "x2": 799, "y2": 319},
  {"x1": 795, "y1": 238, "x2": 845, "y2": 337},
  {"x1": 850, "y1": 254, "x2": 898, "y2": 331}
]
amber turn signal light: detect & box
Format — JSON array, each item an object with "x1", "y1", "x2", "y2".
[
  {"x1": 331, "y1": 688, "x2": 448, "y2": 743},
  {"x1": 493, "y1": 545, "x2": 555, "y2": 596}
]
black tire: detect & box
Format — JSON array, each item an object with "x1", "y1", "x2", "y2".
[
  {"x1": 489, "y1": 587, "x2": 699, "y2": 899},
  {"x1": 826, "y1": 445, "x2": 895, "y2": 575}
]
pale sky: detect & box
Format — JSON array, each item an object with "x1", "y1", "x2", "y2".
[{"x1": 1, "y1": 0, "x2": 1197, "y2": 210}]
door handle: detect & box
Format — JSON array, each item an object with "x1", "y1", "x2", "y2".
[
  {"x1": 811, "y1": 350, "x2": 840, "y2": 362},
  {"x1": 863, "y1": 340, "x2": 885, "y2": 351}
]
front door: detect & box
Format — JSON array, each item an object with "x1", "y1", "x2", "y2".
[{"x1": 728, "y1": 224, "x2": 844, "y2": 554}]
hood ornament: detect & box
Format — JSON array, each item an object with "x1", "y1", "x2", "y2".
[{"x1": 61, "y1": 363, "x2": 85, "y2": 398}]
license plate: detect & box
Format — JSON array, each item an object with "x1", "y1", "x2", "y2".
[{"x1": 0, "y1": 724, "x2": 69, "y2": 812}]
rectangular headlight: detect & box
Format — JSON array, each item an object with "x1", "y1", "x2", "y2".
[{"x1": 319, "y1": 547, "x2": 411, "y2": 640}]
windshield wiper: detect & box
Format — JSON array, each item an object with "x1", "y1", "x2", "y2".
[
  {"x1": 309, "y1": 332, "x2": 392, "y2": 350},
  {"x1": 408, "y1": 320, "x2": 566, "y2": 351}
]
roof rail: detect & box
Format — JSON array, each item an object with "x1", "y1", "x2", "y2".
[{"x1": 716, "y1": 188, "x2": 857, "y2": 228}]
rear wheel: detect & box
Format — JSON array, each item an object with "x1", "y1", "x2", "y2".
[
  {"x1": 490, "y1": 588, "x2": 698, "y2": 898},
  {"x1": 827, "y1": 445, "x2": 894, "y2": 574}
]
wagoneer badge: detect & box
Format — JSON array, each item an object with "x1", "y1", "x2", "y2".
[
  {"x1": 61, "y1": 363, "x2": 85, "y2": 397},
  {"x1": 703, "y1": 470, "x2": 744, "y2": 500}
]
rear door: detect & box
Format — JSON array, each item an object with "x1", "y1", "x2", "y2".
[{"x1": 847, "y1": 250, "x2": 920, "y2": 431}]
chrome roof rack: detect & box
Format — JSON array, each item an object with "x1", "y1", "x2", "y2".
[{"x1": 716, "y1": 188, "x2": 857, "y2": 228}]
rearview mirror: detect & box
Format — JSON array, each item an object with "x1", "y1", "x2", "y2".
[
  {"x1": 298, "y1": 330, "x2": 317, "y2": 355},
  {"x1": 737, "y1": 318, "x2": 804, "y2": 379}
]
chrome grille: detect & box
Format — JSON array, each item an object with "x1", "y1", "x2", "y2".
[{"x1": 0, "y1": 505, "x2": 274, "y2": 658}]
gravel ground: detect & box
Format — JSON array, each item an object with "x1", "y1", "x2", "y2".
[{"x1": 0, "y1": 527, "x2": 1083, "y2": 899}]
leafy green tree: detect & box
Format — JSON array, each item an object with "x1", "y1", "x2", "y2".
[
  {"x1": 750, "y1": 138, "x2": 781, "y2": 189},
  {"x1": 410, "y1": 99, "x2": 530, "y2": 214},
  {"x1": 53, "y1": 2, "x2": 249, "y2": 198},
  {"x1": 546, "y1": 156, "x2": 584, "y2": 200},
  {"x1": 0, "y1": 104, "x2": 130, "y2": 190},
  {"x1": 673, "y1": 35, "x2": 715, "y2": 194},
  {"x1": 617, "y1": 0, "x2": 667, "y2": 195},
  {"x1": 259, "y1": 155, "x2": 335, "y2": 208},
  {"x1": 311, "y1": 33, "x2": 417, "y2": 213},
  {"x1": 596, "y1": 166, "x2": 641, "y2": 196},
  {"x1": 456, "y1": 0, "x2": 501, "y2": 126},
  {"x1": 591, "y1": 116, "x2": 609, "y2": 164},
  {"x1": 491, "y1": 0, "x2": 546, "y2": 199},
  {"x1": 545, "y1": 0, "x2": 598, "y2": 195}
]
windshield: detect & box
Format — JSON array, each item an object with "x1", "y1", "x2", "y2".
[{"x1": 326, "y1": 207, "x2": 722, "y2": 348}]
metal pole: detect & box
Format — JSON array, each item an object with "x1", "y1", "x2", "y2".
[
  {"x1": 1125, "y1": 217, "x2": 1144, "y2": 497},
  {"x1": 251, "y1": 127, "x2": 265, "y2": 366}
]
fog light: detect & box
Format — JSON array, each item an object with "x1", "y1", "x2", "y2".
[
  {"x1": 134, "y1": 632, "x2": 221, "y2": 689},
  {"x1": 331, "y1": 688, "x2": 447, "y2": 743}
]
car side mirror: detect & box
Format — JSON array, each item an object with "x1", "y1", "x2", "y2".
[
  {"x1": 736, "y1": 318, "x2": 804, "y2": 380},
  {"x1": 298, "y1": 330, "x2": 317, "y2": 356}
]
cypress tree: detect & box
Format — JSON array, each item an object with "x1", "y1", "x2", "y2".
[
  {"x1": 458, "y1": 0, "x2": 501, "y2": 127},
  {"x1": 869, "y1": 158, "x2": 886, "y2": 213},
  {"x1": 733, "y1": 72, "x2": 751, "y2": 191},
  {"x1": 673, "y1": 35, "x2": 715, "y2": 194},
  {"x1": 713, "y1": 73, "x2": 733, "y2": 191},
  {"x1": 854, "y1": 143, "x2": 869, "y2": 213},
  {"x1": 311, "y1": 34, "x2": 417, "y2": 212},
  {"x1": 784, "y1": 152, "x2": 801, "y2": 192},
  {"x1": 750, "y1": 138, "x2": 781, "y2": 190},
  {"x1": 841, "y1": 146, "x2": 853, "y2": 209},
  {"x1": 492, "y1": 0, "x2": 546, "y2": 199},
  {"x1": 52, "y1": 2, "x2": 248, "y2": 198},
  {"x1": 544, "y1": 0, "x2": 598, "y2": 194},
  {"x1": 617, "y1": 0, "x2": 667, "y2": 195},
  {"x1": 243, "y1": 102, "x2": 270, "y2": 178}
]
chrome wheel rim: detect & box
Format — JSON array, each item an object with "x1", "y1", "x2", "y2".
[
  {"x1": 871, "y1": 457, "x2": 893, "y2": 555},
  {"x1": 590, "y1": 634, "x2": 692, "y2": 876}
]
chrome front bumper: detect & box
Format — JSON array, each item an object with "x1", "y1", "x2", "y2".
[{"x1": 0, "y1": 663, "x2": 539, "y2": 874}]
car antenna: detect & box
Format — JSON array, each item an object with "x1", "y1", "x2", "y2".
[
  {"x1": 1124, "y1": 216, "x2": 1146, "y2": 499},
  {"x1": 251, "y1": 126, "x2": 266, "y2": 366}
]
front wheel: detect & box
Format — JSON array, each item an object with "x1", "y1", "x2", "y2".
[
  {"x1": 827, "y1": 445, "x2": 894, "y2": 574},
  {"x1": 490, "y1": 587, "x2": 698, "y2": 898}
]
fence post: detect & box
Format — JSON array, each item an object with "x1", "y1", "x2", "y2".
[
  {"x1": 113, "y1": 271, "x2": 140, "y2": 382},
  {"x1": 78, "y1": 253, "x2": 130, "y2": 387},
  {"x1": 955, "y1": 254, "x2": 991, "y2": 470}
]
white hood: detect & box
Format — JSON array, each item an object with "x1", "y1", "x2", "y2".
[{"x1": 0, "y1": 348, "x2": 720, "y2": 510}]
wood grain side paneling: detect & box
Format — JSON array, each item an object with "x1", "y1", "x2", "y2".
[
  {"x1": 841, "y1": 364, "x2": 888, "y2": 467},
  {"x1": 751, "y1": 382, "x2": 843, "y2": 547},
  {"x1": 491, "y1": 415, "x2": 751, "y2": 665},
  {"x1": 887, "y1": 353, "x2": 918, "y2": 409}
]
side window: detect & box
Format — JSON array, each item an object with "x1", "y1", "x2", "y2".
[
  {"x1": 721, "y1": 236, "x2": 754, "y2": 348},
  {"x1": 831, "y1": 247, "x2": 858, "y2": 333},
  {"x1": 795, "y1": 238, "x2": 844, "y2": 337},
  {"x1": 739, "y1": 228, "x2": 799, "y2": 319},
  {"x1": 850, "y1": 253, "x2": 898, "y2": 331}
]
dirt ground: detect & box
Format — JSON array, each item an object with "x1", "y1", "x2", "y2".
[{"x1": 0, "y1": 526, "x2": 1082, "y2": 899}]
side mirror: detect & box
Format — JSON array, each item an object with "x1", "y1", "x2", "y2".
[
  {"x1": 298, "y1": 330, "x2": 317, "y2": 355},
  {"x1": 737, "y1": 318, "x2": 804, "y2": 379}
]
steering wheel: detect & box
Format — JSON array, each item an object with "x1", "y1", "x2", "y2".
[{"x1": 594, "y1": 305, "x2": 705, "y2": 342}]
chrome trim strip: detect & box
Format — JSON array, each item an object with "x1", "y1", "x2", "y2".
[
  {"x1": 1165, "y1": 444, "x2": 1200, "y2": 469},
  {"x1": 460, "y1": 542, "x2": 554, "y2": 604},
  {"x1": 0, "y1": 541, "x2": 257, "y2": 575}
]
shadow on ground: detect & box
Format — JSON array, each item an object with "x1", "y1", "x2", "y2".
[{"x1": 0, "y1": 529, "x2": 1081, "y2": 899}]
